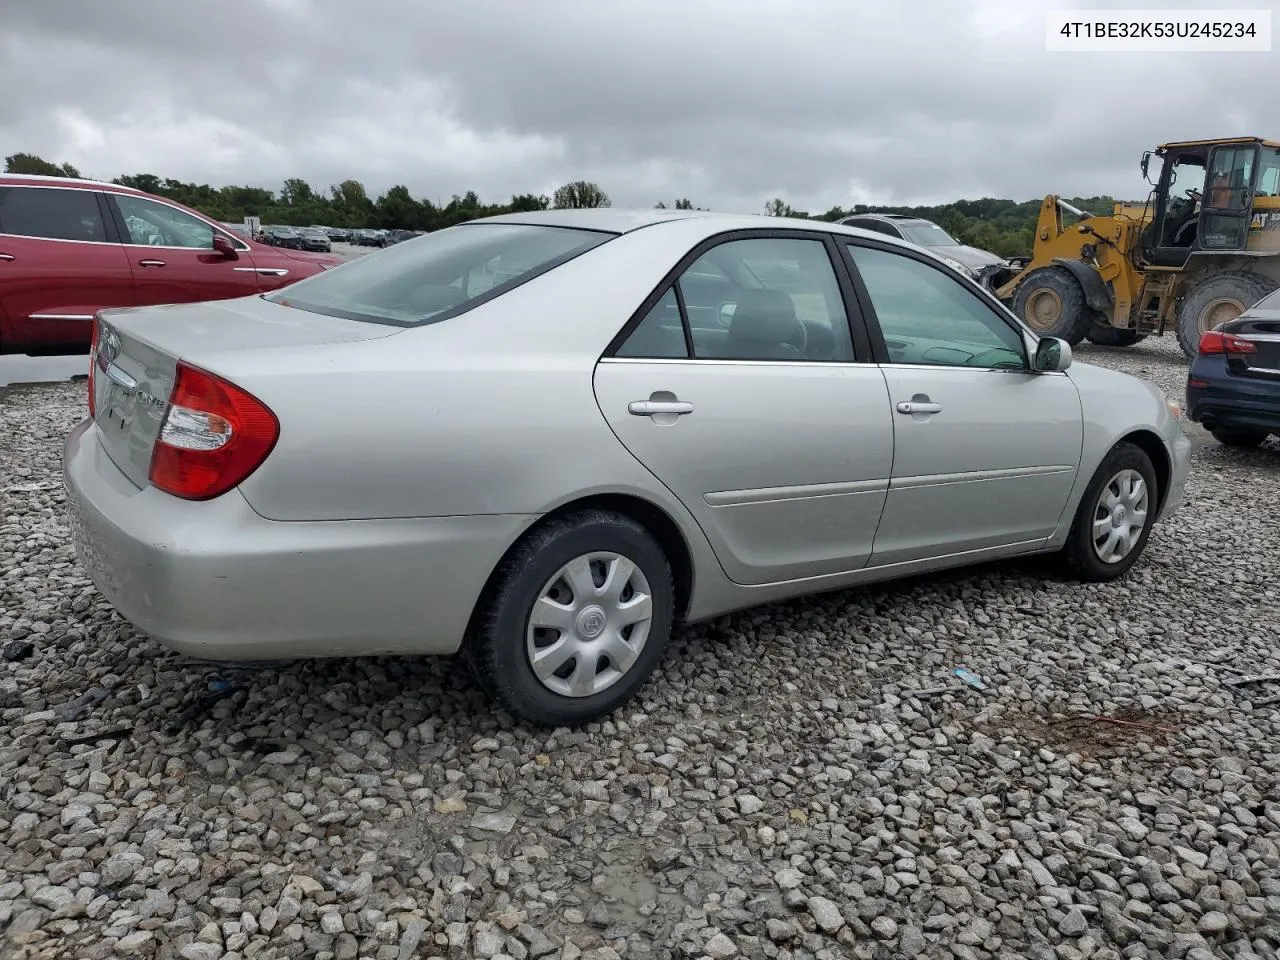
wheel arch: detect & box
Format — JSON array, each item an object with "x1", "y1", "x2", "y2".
[
  {"x1": 467, "y1": 492, "x2": 697, "y2": 637},
  {"x1": 1117, "y1": 428, "x2": 1172, "y2": 515},
  {"x1": 1051, "y1": 258, "x2": 1113, "y2": 314}
]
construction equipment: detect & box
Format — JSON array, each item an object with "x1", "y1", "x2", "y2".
[{"x1": 992, "y1": 137, "x2": 1280, "y2": 358}]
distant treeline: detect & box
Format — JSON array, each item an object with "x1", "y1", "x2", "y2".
[{"x1": 6, "y1": 152, "x2": 1125, "y2": 257}]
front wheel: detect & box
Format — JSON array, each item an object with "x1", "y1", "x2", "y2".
[
  {"x1": 467, "y1": 510, "x2": 675, "y2": 726},
  {"x1": 1061, "y1": 442, "x2": 1159, "y2": 582},
  {"x1": 1012, "y1": 267, "x2": 1092, "y2": 345}
]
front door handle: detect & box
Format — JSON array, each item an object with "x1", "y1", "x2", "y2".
[
  {"x1": 629, "y1": 400, "x2": 694, "y2": 416},
  {"x1": 137, "y1": 259, "x2": 166, "y2": 268},
  {"x1": 0, "y1": 253, "x2": 15, "y2": 261},
  {"x1": 897, "y1": 400, "x2": 942, "y2": 415}
]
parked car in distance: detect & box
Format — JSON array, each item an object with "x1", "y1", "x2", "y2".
[
  {"x1": 220, "y1": 222, "x2": 252, "y2": 241},
  {"x1": 837, "y1": 213, "x2": 1010, "y2": 285},
  {"x1": 385, "y1": 229, "x2": 420, "y2": 245},
  {"x1": 298, "y1": 227, "x2": 332, "y2": 252},
  {"x1": 64, "y1": 209, "x2": 1190, "y2": 726},
  {"x1": 0, "y1": 174, "x2": 343, "y2": 355},
  {"x1": 352, "y1": 228, "x2": 389, "y2": 247},
  {"x1": 324, "y1": 226, "x2": 350, "y2": 242},
  {"x1": 263, "y1": 225, "x2": 304, "y2": 249},
  {"x1": 1186, "y1": 289, "x2": 1280, "y2": 447}
]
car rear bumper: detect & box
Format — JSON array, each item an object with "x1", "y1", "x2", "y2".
[
  {"x1": 1187, "y1": 377, "x2": 1280, "y2": 433},
  {"x1": 63, "y1": 418, "x2": 535, "y2": 660}
]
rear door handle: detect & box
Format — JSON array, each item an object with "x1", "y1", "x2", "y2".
[
  {"x1": 629, "y1": 400, "x2": 694, "y2": 416},
  {"x1": 138, "y1": 259, "x2": 166, "y2": 268},
  {"x1": 897, "y1": 401, "x2": 942, "y2": 415},
  {"x1": 0, "y1": 253, "x2": 14, "y2": 261}
]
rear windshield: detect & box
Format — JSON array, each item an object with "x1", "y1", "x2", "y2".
[{"x1": 266, "y1": 223, "x2": 613, "y2": 326}]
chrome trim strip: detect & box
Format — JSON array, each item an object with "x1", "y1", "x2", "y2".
[
  {"x1": 1240, "y1": 333, "x2": 1280, "y2": 342},
  {"x1": 103, "y1": 362, "x2": 136, "y2": 390},
  {"x1": 0, "y1": 232, "x2": 118, "y2": 248},
  {"x1": 599, "y1": 357, "x2": 880, "y2": 368},
  {"x1": 891, "y1": 464, "x2": 1074, "y2": 490},
  {"x1": 29, "y1": 313, "x2": 94, "y2": 321},
  {"x1": 233, "y1": 267, "x2": 289, "y2": 276},
  {"x1": 705, "y1": 478, "x2": 887, "y2": 507},
  {"x1": 1243, "y1": 365, "x2": 1280, "y2": 375},
  {"x1": 598, "y1": 357, "x2": 1057, "y2": 374}
]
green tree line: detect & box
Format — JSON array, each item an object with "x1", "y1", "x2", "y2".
[{"x1": 6, "y1": 152, "x2": 1122, "y2": 256}]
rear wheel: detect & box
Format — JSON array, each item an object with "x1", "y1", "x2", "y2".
[
  {"x1": 467, "y1": 510, "x2": 674, "y2": 726},
  {"x1": 1012, "y1": 268, "x2": 1091, "y2": 345},
  {"x1": 1211, "y1": 427, "x2": 1268, "y2": 448},
  {"x1": 1176, "y1": 272, "x2": 1278, "y2": 359},
  {"x1": 1061, "y1": 442, "x2": 1158, "y2": 582}
]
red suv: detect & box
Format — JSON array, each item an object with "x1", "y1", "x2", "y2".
[{"x1": 0, "y1": 174, "x2": 344, "y2": 355}]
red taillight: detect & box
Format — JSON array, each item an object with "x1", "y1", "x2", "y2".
[
  {"x1": 87, "y1": 318, "x2": 100, "y2": 418},
  {"x1": 1198, "y1": 330, "x2": 1257, "y2": 355},
  {"x1": 148, "y1": 362, "x2": 279, "y2": 501}
]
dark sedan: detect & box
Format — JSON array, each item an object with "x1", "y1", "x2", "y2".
[
  {"x1": 1187, "y1": 293, "x2": 1280, "y2": 448},
  {"x1": 264, "y1": 226, "x2": 304, "y2": 249},
  {"x1": 299, "y1": 227, "x2": 332, "y2": 252}
]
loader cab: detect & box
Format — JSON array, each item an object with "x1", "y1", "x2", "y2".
[{"x1": 1144, "y1": 140, "x2": 1262, "y2": 267}]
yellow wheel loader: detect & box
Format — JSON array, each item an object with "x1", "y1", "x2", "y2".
[{"x1": 992, "y1": 138, "x2": 1280, "y2": 358}]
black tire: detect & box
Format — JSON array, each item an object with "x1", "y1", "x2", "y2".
[
  {"x1": 1086, "y1": 324, "x2": 1145, "y2": 347},
  {"x1": 1176, "y1": 272, "x2": 1278, "y2": 359},
  {"x1": 1012, "y1": 267, "x2": 1091, "y2": 345},
  {"x1": 467, "y1": 509, "x2": 675, "y2": 727},
  {"x1": 1061, "y1": 441, "x2": 1159, "y2": 582},
  {"x1": 1211, "y1": 427, "x2": 1268, "y2": 448}
]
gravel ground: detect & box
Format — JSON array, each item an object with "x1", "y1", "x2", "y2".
[{"x1": 2, "y1": 335, "x2": 1279, "y2": 960}]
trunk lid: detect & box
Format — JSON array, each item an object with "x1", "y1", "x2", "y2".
[
  {"x1": 1223, "y1": 311, "x2": 1280, "y2": 382},
  {"x1": 92, "y1": 295, "x2": 400, "y2": 488}
]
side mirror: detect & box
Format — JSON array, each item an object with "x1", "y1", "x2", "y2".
[
  {"x1": 211, "y1": 234, "x2": 239, "y2": 260},
  {"x1": 1033, "y1": 337, "x2": 1072, "y2": 372}
]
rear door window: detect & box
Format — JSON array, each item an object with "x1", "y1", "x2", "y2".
[{"x1": 0, "y1": 186, "x2": 109, "y2": 242}]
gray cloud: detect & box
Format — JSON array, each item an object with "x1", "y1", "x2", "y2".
[{"x1": 2, "y1": 0, "x2": 1275, "y2": 212}]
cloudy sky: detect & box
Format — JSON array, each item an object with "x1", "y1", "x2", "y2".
[{"x1": 1, "y1": 0, "x2": 1274, "y2": 213}]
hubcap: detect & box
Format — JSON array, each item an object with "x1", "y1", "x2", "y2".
[
  {"x1": 1025, "y1": 288, "x2": 1063, "y2": 332},
  {"x1": 1091, "y1": 469, "x2": 1149, "y2": 564},
  {"x1": 525, "y1": 552, "x2": 653, "y2": 698},
  {"x1": 1199, "y1": 296, "x2": 1245, "y2": 334}
]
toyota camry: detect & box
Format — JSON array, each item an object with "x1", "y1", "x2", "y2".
[{"x1": 64, "y1": 209, "x2": 1191, "y2": 726}]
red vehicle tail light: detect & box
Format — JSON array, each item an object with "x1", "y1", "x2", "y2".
[
  {"x1": 1198, "y1": 330, "x2": 1257, "y2": 355},
  {"x1": 148, "y1": 362, "x2": 279, "y2": 501},
  {"x1": 87, "y1": 317, "x2": 101, "y2": 418}
]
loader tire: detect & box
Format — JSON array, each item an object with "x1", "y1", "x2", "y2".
[
  {"x1": 1176, "y1": 272, "x2": 1277, "y2": 359},
  {"x1": 1086, "y1": 324, "x2": 1145, "y2": 347},
  {"x1": 1012, "y1": 267, "x2": 1091, "y2": 345}
]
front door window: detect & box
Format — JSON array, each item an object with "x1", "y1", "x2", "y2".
[
  {"x1": 1159, "y1": 156, "x2": 1206, "y2": 248},
  {"x1": 115, "y1": 195, "x2": 216, "y2": 249}
]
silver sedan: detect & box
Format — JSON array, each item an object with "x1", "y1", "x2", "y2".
[{"x1": 64, "y1": 209, "x2": 1192, "y2": 725}]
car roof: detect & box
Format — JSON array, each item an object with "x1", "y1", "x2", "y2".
[
  {"x1": 0, "y1": 173, "x2": 150, "y2": 196},
  {"x1": 469, "y1": 207, "x2": 934, "y2": 252},
  {"x1": 840, "y1": 212, "x2": 929, "y2": 225},
  {"x1": 472, "y1": 208, "x2": 756, "y2": 233}
]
